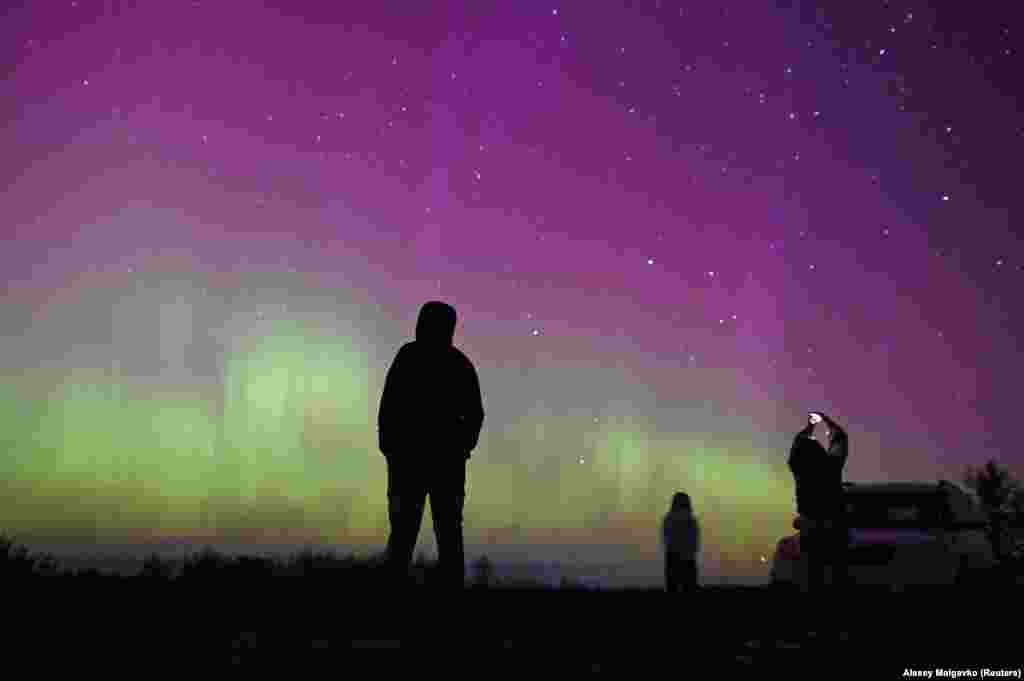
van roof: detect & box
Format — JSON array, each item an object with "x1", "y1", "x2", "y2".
[
  {"x1": 842, "y1": 480, "x2": 975, "y2": 497},
  {"x1": 847, "y1": 481, "x2": 950, "y2": 491}
]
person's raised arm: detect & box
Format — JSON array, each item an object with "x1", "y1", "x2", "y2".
[
  {"x1": 822, "y1": 414, "x2": 848, "y2": 459},
  {"x1": 790, "y1": 421, "x2": 814, "y2": 456}
]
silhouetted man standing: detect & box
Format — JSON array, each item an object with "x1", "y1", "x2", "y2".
[{"x1": 378, "y1": 301, "x2": 484, "y2": 590}]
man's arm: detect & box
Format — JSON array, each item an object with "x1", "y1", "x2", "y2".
[
  {"x1": 377, "y1": 346, "x2": 407, "y2": 457},
  {"x1": 459, "y1": 359, "x2": 485, "y2": 455}
]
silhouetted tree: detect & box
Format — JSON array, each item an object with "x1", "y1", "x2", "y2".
[
  {"x1": 964, "y1": 460, "x2": 1018, "y2": 513},
  {"x1": 964, "y1": 460, "x2": 1022, "y2": 562}
]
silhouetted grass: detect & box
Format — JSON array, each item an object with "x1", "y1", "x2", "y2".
[
  {"x1": 0, "y1": 533, "x2": 63, "y2": 578},
  {"x1": 0, "y1": 532, "x2": 609, "y2": 593},
  {"x1": 4, "y1": 530, "x2": 1022, "y2": 597}
]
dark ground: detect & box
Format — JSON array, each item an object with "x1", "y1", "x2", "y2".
[{"x1": 13, "y1": 581, "x2": 1020, "y2": 675}]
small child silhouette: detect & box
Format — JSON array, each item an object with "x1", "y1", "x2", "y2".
[{"x1": 661, "y1": 492, "x2": 700, "y2": 593}]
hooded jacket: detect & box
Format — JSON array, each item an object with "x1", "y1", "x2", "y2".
[
  {"x1": 788, "y1": 421, "x2": 849, "y2": 519},
  {"x1": 377, "y1": 302, "x2": 485, "y2": 460},
  {"x1": 662, "y1": 493, "x2": 701, "y2": 559}
]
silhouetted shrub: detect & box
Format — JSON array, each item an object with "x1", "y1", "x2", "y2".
[
  {"x1": 139, "y1": 553, "x2": 176, "y2": 580},
  {"x1": 74, "y1": 567, "x2": 108, "y2": 579},
  {"x1": 0, "y1": 533, "x2": 57, "y2": 578},
  {"x1": 286, "y1": 547, "x2": 350, "y2": 578},
  {"x1": 179, "y1": 546, "x2": 232, "y2": 582},
  {"x1": 472, "y1": 556, "x2": 494, "y2": 589},
  {"x1": 234, "y1": 554, "x2": 276, "y2": 582}
]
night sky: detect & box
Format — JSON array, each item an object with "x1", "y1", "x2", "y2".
[{"x1": 1, "y1": 0, "x2": 1021, "y2": 583}]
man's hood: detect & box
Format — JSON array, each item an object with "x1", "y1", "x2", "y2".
[{"x1": 415, "y1": 301, "x2": 457, "y2": 346}]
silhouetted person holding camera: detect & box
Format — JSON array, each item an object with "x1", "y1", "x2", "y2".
[
  {"x1": 788, "y1": 411, "x2": 850, "y2": 640},
  {"x1": 662, "y1": 491, "x2": 701, "y2": 593},
  {"x1": 378, "y1": 301, "x2": 484, "y2": 590}
]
